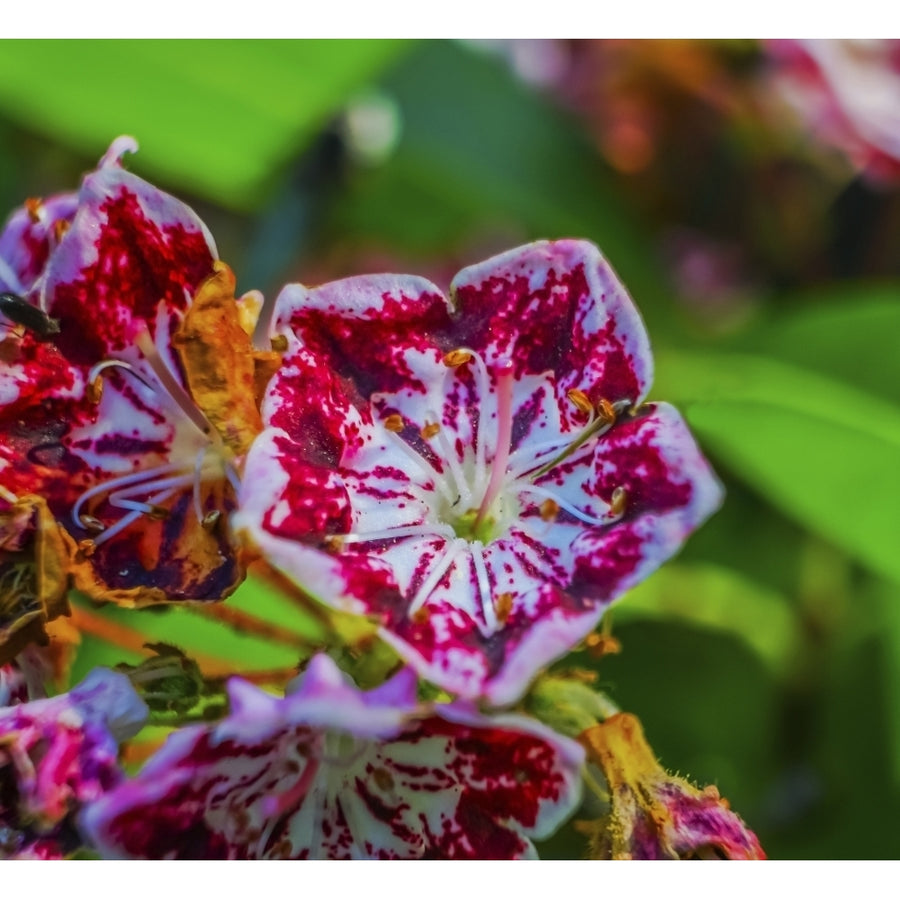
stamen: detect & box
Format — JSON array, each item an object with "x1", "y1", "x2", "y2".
[
  {"x1": 383, "y1": 413, "x2": 404, "y2": 433},
  {"x1": 86, "y1": 359, "x2": 156, "y2": 405},
  {"x1": 455, "y1": 348, "x2": 492, "y2": 498},
  {"x1": 597, "y1": 397, "x2": 618, "y2": 425},
  {"x1": 336, "y1": 523, "x2": 456, "y2": 545},
  {"x1": 72, "y1": 462, "x2": 184, "y2": 530},
  {"x1": 270, "y1": 333, "x2": 288, "y2": 353},
  {"x1": 539, "y1": 498, "x2": 560, "y2": 521},
  {"x1": 24, "y1": 197, "x2": 44, "y2": 224},
  {"x1": 134, "y1": 328, "x2": 216, "y2": 440},
  {"x1": 224, "y1": 461, "x2": 242, "y2": 495},
  {"x1": 494, "y1": 591, "x2": 514, "y2": 624},
  {"x1": 193, "y1": 446, "x2": 208, "y2": 523},
  {"x1": 382, "y1": 430, "x2": 455, "y2": 504},
  {"x1": 518, "y1": 483, "x2": 612, "y2": 527},
  {"x1": 470, "y1": 540, "x2": 499, "y2": 636},
  {"x1": 53, "y1": 220, "x2": 70, "y2": 243},
  {"x1": 567, "y1": 388, "x2": 594, "y2": 415},
  {"x1": 442, "y1": 348, "x2": 474, "y2": 367},
  {"x1": 420, "y1": 422, "x2": 440, "y2": 440},
  {"x1": 609, "y1": 486, "x2": 628, "y2": 518},
  {"x1": 425, "y1": 408, "x2": 473, "y2": 509},
  {"x1": 474, "y1": 358, "x2": 514, "y2": 529},
  {"x1": 530, "y1": 413, "x2": 618, "y2": 480},
  {"x1": 88, "y1": 487, "x2": 178, "y2": 547},
  {"x1": 407, "y1": 537, "x2": 466, "y2": 619},
  {"x1": 506, "y1": 428, "x2": 594, "y2": 480}
]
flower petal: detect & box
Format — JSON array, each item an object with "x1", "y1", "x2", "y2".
[
  {"x1": 237, "y1": 240, "x2": 721, "y2": 703},
  {"x1": 81, "y1": 656, "x2": 583, "y2": 859},
  {"x1": 0, "y1": 667, "x2": 146, "y2": 859}
]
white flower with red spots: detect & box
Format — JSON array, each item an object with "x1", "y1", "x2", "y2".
[
  {"x1": 1, "y1": 667, "x2": 147, "y2": 859},
  {"x1": 80, "y1": 654, "x2": 583, "y2": 860},
  {"x1": 0, "y1": 137, "x2": 255, "y2": 605},
  {"x1": 235, "y1": 240, "x2": 723, "y2": 704}
]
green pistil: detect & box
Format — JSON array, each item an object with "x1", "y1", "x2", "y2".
[{"x1": 452, "y1": 508, "x2": 499, "y2": 543}]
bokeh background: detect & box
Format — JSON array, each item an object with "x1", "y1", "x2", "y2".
[{"x1": 1, "y1": 39, "x2": 898, "y2": 859}]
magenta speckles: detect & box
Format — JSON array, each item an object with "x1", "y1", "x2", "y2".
[
  {"x1": 0, "y1": 668, "x2": 146, "y2": 859},
  {"x1": 80, "y1": 655, "x2": 584, "y2": 860},
  {"x1": 236, "y1": 240, "x2": 724, "y2": 704},
  {"x1": 0, "y1": 137, "x2": 242, "y2": 603}
]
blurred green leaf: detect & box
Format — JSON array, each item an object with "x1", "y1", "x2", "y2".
[
  {"x1": 0, "y1": 40, "x2": 409, "y2": 210},
  {"x1": 736, "y1": 285, "x2": 900, "y2": 407},
  {"x1": 68, "y1": 575, "x2": 324, "y2": 687},
  {"x1": 657, "y1": 349, "x2": 900, "y2": 587},
  {"x1": 331, "y1": 41, "x2": 672, "y2": 330},
  {"x1": 615, "y1": 562, "x2": 801, "y2": 678}
]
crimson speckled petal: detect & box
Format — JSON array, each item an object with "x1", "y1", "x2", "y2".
[
  {"x1": 0, "y1": 667, "x2": 147, "y2": 859},
  {"x1": 0, "y1": 138, "x2": 244, "y2": 604},
  {"x1": 81, "y1": 655, "x2": 583, "y2": 860},
  {"x1": 236, "y1": 239, "x2": 723, "y2": 704},
  {"x1": 0, "y1": 194, "x2": 78, "y2": 301}
]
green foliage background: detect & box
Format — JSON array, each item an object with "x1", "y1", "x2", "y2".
[{"x1": 1, "y1": 39, "x2": 898, "y2": 859}]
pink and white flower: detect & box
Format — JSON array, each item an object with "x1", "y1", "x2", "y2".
[
  {"x1": 0, "y1": 138, "x2": 253, "y2": 605},
  {"x1": 0, "y1": 667, "x2": 147, "y2": 859},
  {"x1": 81, "y1": 654, "x2": 583, "y2": 859},
  {"x1": 236, "y1": 240, "x2": 723, "y2": 704},
  {"x1": 767, "y1": 40, "x2": 900, "y2": 184}
]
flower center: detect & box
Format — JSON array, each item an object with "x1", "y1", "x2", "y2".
[
  {"x1": 71, "y1": 311, "x2": 239, "y2": 550},
  {"x1": 335, "y1": 346, "x2": 631, "y2": 632}
]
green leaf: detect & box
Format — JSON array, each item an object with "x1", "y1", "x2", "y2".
[
  {"x1": 68, "y1": 574, "x2": 326, "y2": 689},
  {"x1": 656, "y1": 349, "x2": 900, "y2": 586},
  {"x1": 0, "y1": 40, "x2": 410, "y2": 210},
  {"x1": 735, "y1": 285, "x2": 900, "y2": 407},
  {"x1": 331, "y1": 41, "x2": 672, "y2": 331},
  {"x1": 614, "y1": 562, "x2": 801, "y2": 678}
]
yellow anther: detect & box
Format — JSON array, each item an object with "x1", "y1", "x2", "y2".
[
  {"x1": 597, "y1": 398, "x2": 617, "y2": 425},
  {"x1": 443, "y1": 348, "x2": 474, "y2": 367},
  {"x1": 77, "y1": 539, "x2": 97, "y2": 557},
  {"x1": 201, "y1": 510, "x2": 221, "y2": 531},
  {"x1": 270, "y1": 334, "x2": 288, "y2": 353},
  {"x1": 24, "y1": 197, "x2": 43, "y2": 224},
  {"x1": 539, "y1": 498, "x2": 560, "y2": 521},
  {"x1": 146, "y1": 505, "x2": 170, "y2": 520},
  {"x1": 610, "y1": 486, "x2": 628, "y2": 517},
  {"x1": 322, "y1": 535, "x2": 345, "y2": 553},
  {"x1": 585, "y1": 632, "x2": 622, "y2": 657},
  {"x1": 52, "y1": 219, "x2": 70, "y2": 243},
  {"x1": 494, "y1": 592, "x2": 514, "y2": 624},
  {"x1": 383, "y1": 414, "x2": 405, "y2": 433},
  {"x1": 567, "y1": 388, "x2": 594, "y2": 415},
  {"x1": 420, "y1": 422, "x2": 440, "y2": 439},
  {"x1": 87, "y1": 377, "x2": 104, "y2": 405},
  {"x1": 78, "y1": 514, "x2": 106, "y2": 534},
  {"x1": 411, "y1": 606, "x2": 430, "y2": 625},
  {"x1": 372, "y1": 767, "x2": 395, "y2": 792}
]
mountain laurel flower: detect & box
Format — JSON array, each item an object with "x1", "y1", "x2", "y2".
[
  {"x1": 578, "y1": 712, "x2": 765, "y2": 860},
  {"x1": 766, "y1": 39, "x2": 900, "y2": 184},
  {"x1": 0, "y1": 137, "x2": 269, "y2": 606},
  {"x1": 0, "y1": 667, "x2": 147, "y2": 859},
  {"x1": 81, "y1": 654, "x2": 584, "y2": 859},
  {"x1": 236, "y1": 240, "x2": 723, "y2": 704}
]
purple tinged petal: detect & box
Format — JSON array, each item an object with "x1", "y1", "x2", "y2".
[{"x1": 81, "y1": 655, "x2": 583, "y2": 860}]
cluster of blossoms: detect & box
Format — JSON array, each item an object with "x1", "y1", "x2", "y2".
[{"x1": 0, "y1": 139, "x2": 764, "y2": 859}]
